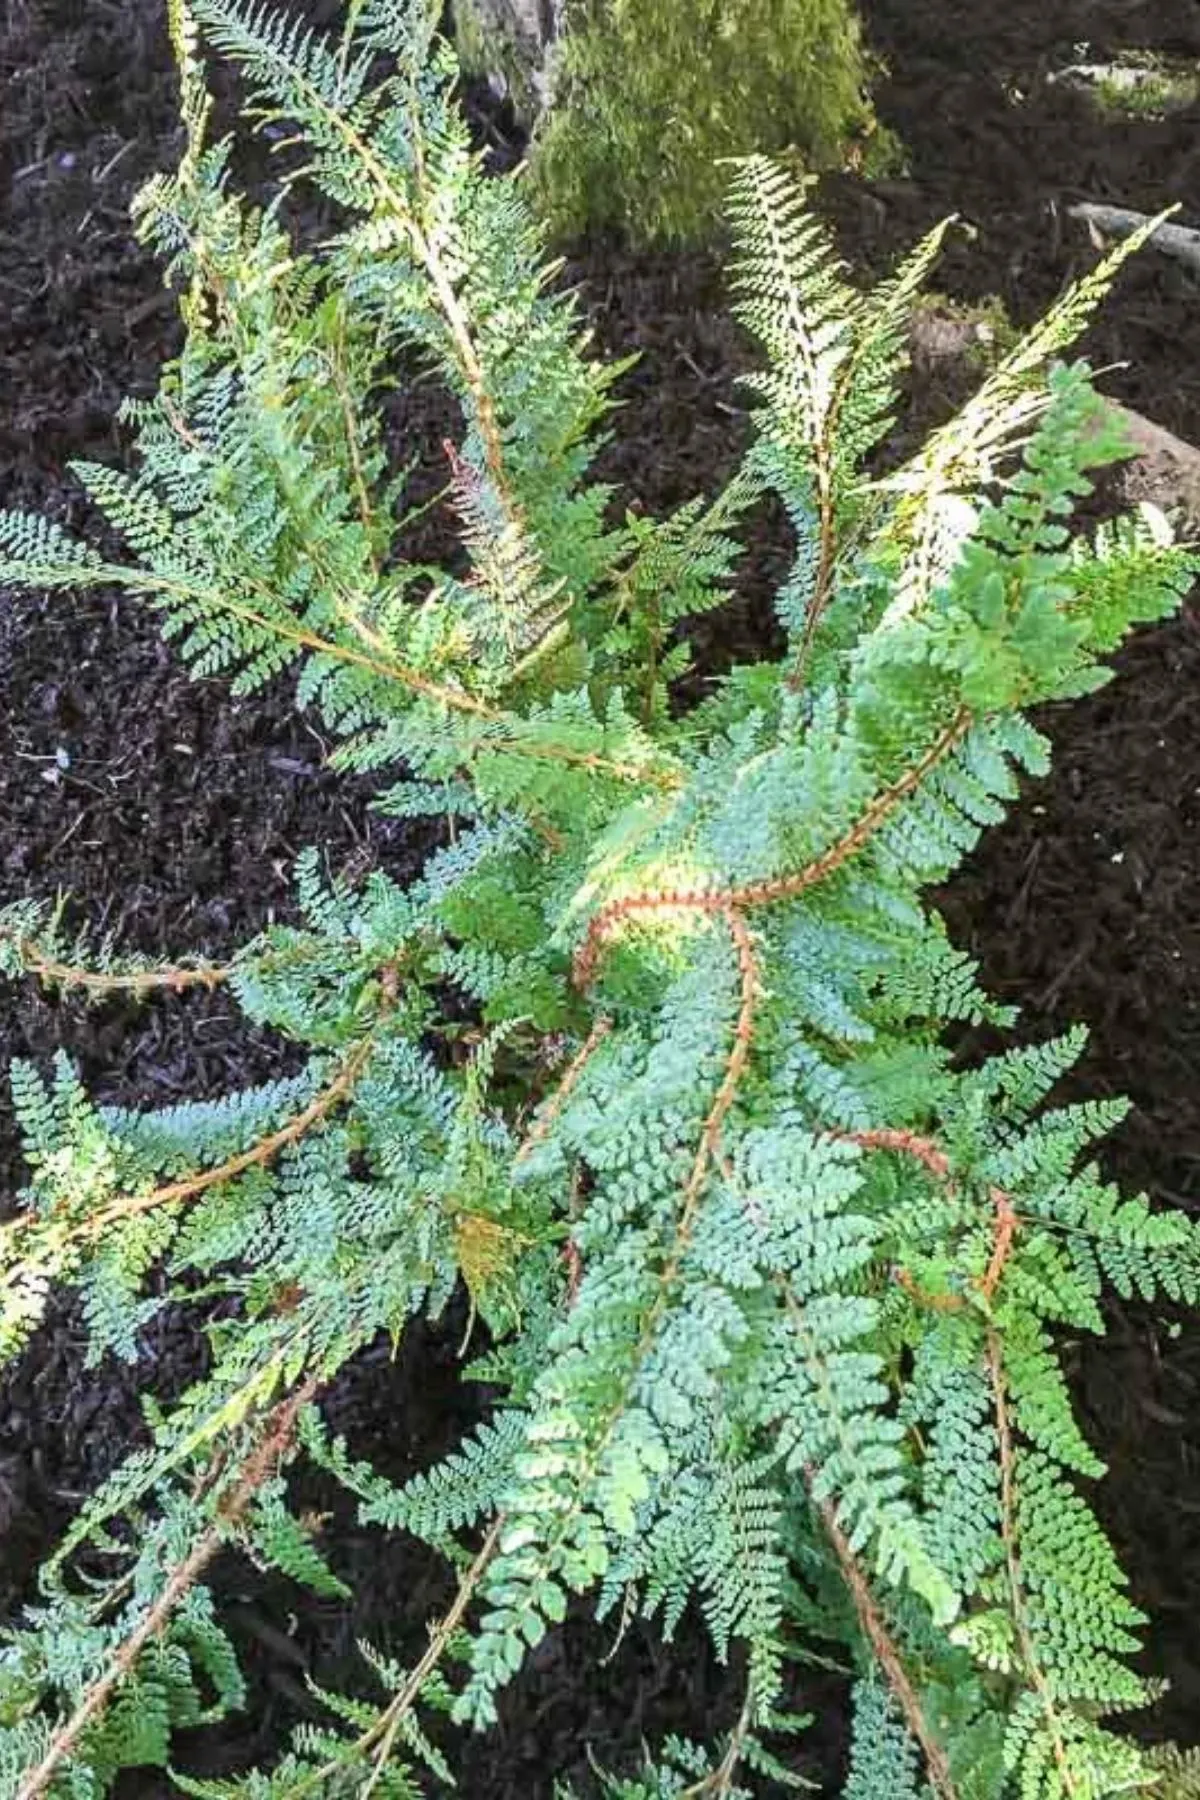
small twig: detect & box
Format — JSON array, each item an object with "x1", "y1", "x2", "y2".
[
  {"x1": 1069, "y1": 202, "x2": 1199, "y2": 277},
  {"x1": 811, "y1": 1479, "x2": 960, "y2": 1800},
  {"x1": 15, "y1": 1381, "x2": 316, "y2": 1800}
]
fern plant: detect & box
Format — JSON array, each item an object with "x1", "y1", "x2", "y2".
[{"x1": 0, "y1": 4, "x2": 1197, "y2": 1795}]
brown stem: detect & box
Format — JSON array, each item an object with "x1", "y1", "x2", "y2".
[
  {"x1": 491, "y1": 912, "x2": 760, "y2": 1625},
  {"x1": 979, "y1": 1192, "x2": 1019, "y2": 1301},
  {"x1": 78, "y1": 1034, "x2": 376, "y2": 1237},
  {"x1": 834, "y1": 1116, "x2": 1021, "y2": 1303},
  {"x1": 832, "y1": 1126, "x2": 1018, "y2": 1303},
  {"x1": 832, "y1": 1127, "x2": 953, "y2": 1183},
  {"x1": 13, "y1": 940, "x2": 231, "y2": 997},
  {"x1": 15, "y1": 1381, "x2": 317, "y2": 1800},
  {"x1": 514, "y1": 1016, "x2": 613, "y2": 1164},
  {"x1": 574, "y1": 709, "x2": 972, "y2": 988},
  {"x1": 277, "y1": 1516, "x2": 505, "y2": 1800},
  {"x1": 812, "y1": 1480, "x2": 960, "y2": 1800},
  {"x1": 675, "y1": 909, "x2": 758, "y2": 1240}
]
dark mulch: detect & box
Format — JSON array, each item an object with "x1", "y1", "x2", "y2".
[{"x1": 4, "y1": 0, "x2": 1200, "y2": 1787}]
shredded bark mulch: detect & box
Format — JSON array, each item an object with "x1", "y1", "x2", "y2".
[{"x1": 4, "y1": 0, "x2": 1200, "y2": 1787}]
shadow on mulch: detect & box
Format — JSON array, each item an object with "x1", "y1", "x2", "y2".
[{"x1": 4, "y1": 0, "x2": 1200, "y2": 1788}]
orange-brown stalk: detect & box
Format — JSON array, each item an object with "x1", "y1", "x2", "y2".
[
  {"x1": 663, "y1": 908, "x2": 759, "y2": 1282},
  {"x1": 574, "y1": 709, "x2": 972, "y2": 989},
  {"x1": 811, "y1": 1477, "x2": 960, "y2": 1800},
  {"x1": 15, "y1": 942, "x2": 232, "y2": 997},
  {"x1": 59, "y1": 1035, "x2": 376, "y2": 1244},
  {"x1": 679, "y1": 909, "x2": 758, "y2": 1219},
  {"x1": 15, "y1": 1379, "x2": 318, "y2": 1800},
  {"x1": 833, "y1": 1126, "x2": 1019, "y2": 1306},
  {"x1": 514, "y1": 1016, "x2": 613, "y2": 1165}
]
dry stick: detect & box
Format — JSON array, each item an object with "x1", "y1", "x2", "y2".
[
  {"x1": 812, "y1": 1480, "x2": 961, "y2": 1800},
  {"x1": 574, "y1": 709, "x2": 973, "y2": 988},
  {"x1": 1069, "y1": 201, "x2": 1200, "y2": 279},
  {"x1": 15, "y1": 1380, "x2": 317, "y2": 1800},
  {"x1": 985, "y1": 1329, "x2": 1078, "y2": 1797}
]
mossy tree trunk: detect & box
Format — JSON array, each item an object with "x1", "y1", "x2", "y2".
[
  {"x1": 454, "y1": 0, "x2": 562, "y2": 121},
  {"x1": 454, "y1": 0, "x2": 884, "y2": 247}
]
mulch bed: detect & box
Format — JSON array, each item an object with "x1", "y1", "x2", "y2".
[{"x1": 4, "y1": 0, "x2": 1200, "y2": 1788}]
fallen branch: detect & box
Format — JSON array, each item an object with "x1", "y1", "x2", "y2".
[
  {"x1": 1069, "y1": 202, "x2": 1200, "y2": 279},
  {"x1": 1103, "y1": 399, "x2": 1200, "y2": 526}
]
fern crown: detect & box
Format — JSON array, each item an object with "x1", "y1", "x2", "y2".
[{"x1": 0, "y1": 5, "x2": 1196, "y2": 1797}]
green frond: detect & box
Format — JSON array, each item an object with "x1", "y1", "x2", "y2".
[{"x1": 3, "y1": 10, "x2": 1196, "y2": 1794}]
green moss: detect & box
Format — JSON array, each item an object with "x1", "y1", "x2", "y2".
[
  {"x1": 1054, "y1": 51, "x2": 1200, "y2": 121},
  {"x1": 454, "y1": 1, "x2": 547, "y2": 122},
  {"x1": 1093, "y1": 63, "x2": 1198, "y2": 120},
  {"x1": 526, "y1": 0, "x2": 890, "y2": 247}
]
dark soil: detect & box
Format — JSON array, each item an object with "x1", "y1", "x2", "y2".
[{"x1": 4, "y1": 0, "x2": 1200, "y2": 1788}]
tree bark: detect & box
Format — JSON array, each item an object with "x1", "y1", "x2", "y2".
[{"x1": 454, "y1": 0, "x2": 563, "y2": 122}]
